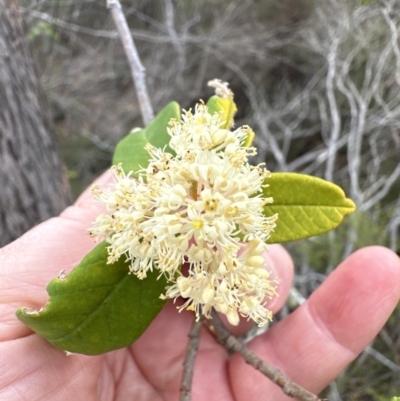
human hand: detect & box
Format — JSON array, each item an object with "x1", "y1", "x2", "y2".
[{"x1": 1, "y1": 173, "x2": 399, "y2": 401}]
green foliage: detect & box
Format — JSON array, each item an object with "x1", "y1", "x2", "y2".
[
  {"x1": 263, "y1": 173, "x2": 355, "y2": 243},
  {"x1": 112, "y1": 102, "x2": 180, "y2": 176},
  {"x1": 206, "y1": 95, "x2": 237, "y2": 129},
  {"x1": 66, "y1": 170, "x2": 78, "y2": 179},
  {"x1": 206, "y1": 95, "x2": 254, "y2": 146},
  {"x1": 28, "y1": 21, "x2": 59, "y2": 41},
  {"x1": 16, "y1": 243, "x2": 167, "y2": 355}
]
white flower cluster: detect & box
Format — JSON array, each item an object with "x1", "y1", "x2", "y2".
[{"x1": 89, "y1": 101, "x2": 278, "y2": 326}]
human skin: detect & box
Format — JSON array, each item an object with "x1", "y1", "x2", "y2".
[{"x1": 1, "y1": 172, "x2": 400, "y2": 401}]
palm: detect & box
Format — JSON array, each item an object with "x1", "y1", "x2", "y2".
[{"x1": 1, "y1": 174, "x2": 400, "y2": 401}]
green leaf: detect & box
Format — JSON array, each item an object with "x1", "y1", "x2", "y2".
[
  {"x1": 263, "y1": 173, "x2": 355, "y2": 243},
  {"x1": 206, "y1": 95, "x2": 254, "y2": 146},
  {"x1": 112, "y1": 101, "x2": 180, "y2": 176},
  {"x1": 242, "y1": 128, "x2": 255, "y2": 148},
  {"x1": 207, "y1": 95, "x2": 237, "y2": 129},
  {"x1": 16, "y1": 242, "x2": 167, "y2": 355}
]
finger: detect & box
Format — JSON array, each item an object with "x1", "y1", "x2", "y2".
[
  {"x1": 222, "y1": 244, "x2": 294, "y2": 336},
  {"x1": 265, "y1": 244, "x2": 295, "y2": 313},
  {"x1": 229, "y1": 246, "x2": 400, "y2": 400}
]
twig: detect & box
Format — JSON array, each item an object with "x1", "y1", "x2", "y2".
[
  {"x1": 180, "y1": 315, "x2": 204, "y2": 401},
  {"x1": 107, "y1": 0, "x2": 154, "y2": 125},
  {"x1": 210, "y1": 310, "x2": 322, "y2": 401},
  {"x1": 363, "y1": 345, "x2": 400, "y2": 372}
]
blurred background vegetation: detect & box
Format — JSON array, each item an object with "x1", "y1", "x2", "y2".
[{"x1": 20, "y1": 0, "x2": 400, "y2": 399}]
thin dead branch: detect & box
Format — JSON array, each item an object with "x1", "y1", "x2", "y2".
[
  {"x1": 107, "y1": 0, "x2": 154, "y2": 125},
  {"x1": 210, "y1": 311, "x2": 322, "y2": 401},
  {"x1": 179, "y1": 315, "x2": 204, "y2": 401}
]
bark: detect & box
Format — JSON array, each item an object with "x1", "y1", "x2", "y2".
[{"x1": 0, "y1": 0, "x2": 72, "y2": 247}]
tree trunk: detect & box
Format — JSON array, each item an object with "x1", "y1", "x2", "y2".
[{"x1": 0, "y1": 0, "x2": 72, "y2": 247}]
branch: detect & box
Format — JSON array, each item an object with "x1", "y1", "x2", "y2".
[
  {"x1": 210, "y1": 311, "x2": 322, "y2": 401},
  {"x1": 180, "y1": 315, "x2": 204, "y2": 401},
  {"x1": 107, "y1": 0, "x2": 154, "y2": 125}
]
